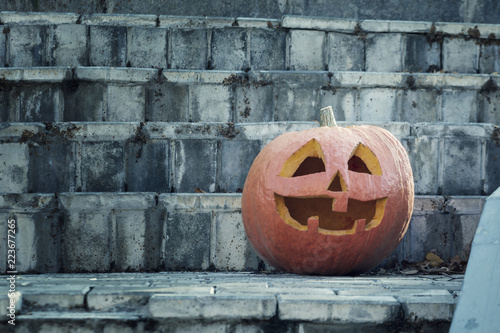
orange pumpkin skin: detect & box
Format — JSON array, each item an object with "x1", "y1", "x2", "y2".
[{"x1": 241, "y1": 125, "x2": 414, "y2": 275}]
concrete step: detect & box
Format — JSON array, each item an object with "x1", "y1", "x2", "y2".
[
  {"x1": 1, "y1": 67, "x2": 499, "y2": 125},
  {"x1": 1, "y1": 0, "x2": 500, "y2": 23},
  {"x1": 0, "y1": 193, "x2": 485, "y2": 274},
  {"x1": 0, "y1": 12, "x2": 499, "y2": 73},
  {"x1": 0, "y1": 121, "x2": 498, "y2": 196},
  {"x1": 0, "y1": 272, "x2": 464, "y2": 332}
]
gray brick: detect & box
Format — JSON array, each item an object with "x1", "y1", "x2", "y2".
[
  {"x1": 173, "y1": 140, "x2": 217, "y2": 192},
  {"x1": 480, "y1": 44, "x2": 500, "y2": 74},
  {"x1": 28, "y1": 142, "x2": 77, "y2": 193},
  {"x1": 146, "y1": 82, "x2": 189, "y2": 122},
  {"x1": 289, "y1": 30, "x2": 326, "y2": 71},
  {"x1": 211, "y1": 28, "x2": 248, "y2": 70},
  {"x1": 8, "y1": 25, "x2": 49, "y2": 66},
  {"x1": 328, "y1": 33, "x2": 364, "y2": 71},
  {"x1": 404, "y1": 34, "x2": 440, "y2": 72},
  {"x1": 485, "y1": 140, "x2": 500, "y2": 195},
  {"x1": 165, "y1": 212, "x2": 211, "y2": 270},
  {"x1": 127, "y1": 26, "x2": 167, "y2": 68},
  {"x1": 81, "y1": 142, "x2": 125, "y2": 192},
  {"x1": 443, "y1": 138, "x2": 482, "y2": 195},
  {"x1": 60, "y1": 203, "x2": 112, "y2": 272},
  {"x1": 19, "y1": 85, "x2": 61, "y2": 122},
  {"x1": 170, "y1": 29, "x2": 208, "y2": 70},
  {"x1": 405, "y1": 137, "x2": 439, "y2": 195},
  {"x1": 407, "y1": 214, "x2": 453, "y2": 262},
  {"x1": 0, "y1": 29, "x2": 5, "y2": 67},
  {"x1": 0, "y1": 143, "x2": 29, "y2": 193},
  {"x1": 398, "y1": 294, "x2": 456, "y2": 321},
  {"x1": 319, "y1": 89, "x2": 357, "y2": 122},
  {"x1": 149, "y1": 294, "x2": 276, "y2": 319},
  {"x1": 107, "y1": 84, "x2": 145, "y2": 121},
  {"x1": 114, "y1": 210, "x2": 149, "y2": 271},
  {"x1": 89, "y1": 25, "x2": 127, "y2": 67},
  {"x1": 366, "y1": 33, "x2": 403, "y2": 72},
  {"x1": 125, "y1": 141, "x2": 169, "y2": 192},
  {"x1": 63, "y1": 82, "x2": 105, "y2": 121},
  {"x1": 359, "y1": 88, "x2": 398, "y2": 122},
  {"x1": 249, "y1": 28, "x2": 286, "y2": 70},
  {"x1": 234, "y1": 84, "x2": 274, "y2": 122},
  {"x1": 401, "y1": 89, "x2": 440, "y2": 122},
  {"x1": 190, "y1": 84, "x2": 232, "y2": 122},
  {"x1": 451, "y1": 214, "x2": 481, "y2": 261},
  {"x1": 273, "y1": 86, "x2": 321, "y2": 121},
  {"x1": 479, "y1": 88, "x2": 500, "y2": 125},
  {"x1": 51, "y1": 24, "x2": 88, "y2": 66},
  {"x1": 212, "y1": 212, "x2": 260, "y2": 271},
  {"x1": 443, "y1": 38, "x2": 479, "y2": 73},
  {"x1": 219, "y1": 140, "x2": 261, "y2": 192},
  {"x1": 441, "y1": 89, "x2": 478, "y2": 122}
]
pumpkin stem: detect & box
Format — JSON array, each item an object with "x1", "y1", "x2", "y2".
[{"x1": 320, "y1": 106, "x2": 337, "y2": 127}]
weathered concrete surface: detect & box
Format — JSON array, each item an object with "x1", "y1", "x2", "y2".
[
  {"x1": 1, "y1": 0, "x2": 500, "y2": 23},
  {"x1": 450, "y1": 187, "x2": 500, "y2": 332},
  {"x1": 0, "y1": 193, "x2": 486, "y2": 274},
  {"x1": 0, "y1": 272, "x2": 463, "y2": 332}
]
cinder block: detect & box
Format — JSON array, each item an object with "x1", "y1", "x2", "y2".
[
  {"x1": 114, "y1": 210, "x2": 148, "y2": 271},
  {"x1": 60, "y1": 198, "x2": 112, "y2": 272},
  {"x1": 149, "y1": 294, "x2": 276, "y2": 319},
  {"x1": 28, "y1": 142, "x2": 77, "y2": 193},
  {"x1": 401, "y1": 89, "x2": 440, "y2": 122},
  {"x1": 478, "y1": 87, "x2": 500, "y2": 125},
  {"x1": 219, "y1": 140, "x2": 261, "y2": 192},
  {"x1": 443, "y1": 138, "x2": 482, "y2": 195},
  {"x1": 485, "y1": 140, "x2": 500, "y2": 195},
  {"x1": 0, "y1": 29, "x2": 5, "y2": 67},
  {"x1": 89, "y1": 25, "x2": 127, "y2": 67},
  {"x1": 234, "y1": 84, "x2": 274, "y2": 122},
  {"x1": 289, "y1": 30, "x2": 326, "y2": 71},
  {"x1": 451, "y1": 215, "x2": 481, "y2": 261},
  {"x1": 480, "y1": 44, "x2": 500, "y2": 74},
  {"x1": 366, "y1": 33, "x2": 403, "y2": 72},
  {"x1": 273, "y1": 86, "x2": 321, "y2": 121},
  {"x1": 107, "y1": 84, "x2": 145, "y2": 121},
  {"x1": 211, "y1": 28, "x2": 248, "y2": 70},
  {"x1": 173, "y1": 140, "x2": 217, "y2": 193},
  {"x1": 19, "y1": 85, "x2": 61, "y2": 122},
  {"x1": 0, "y1": 194, "x2": 58, "y2": 273},
  {"x1": 443, "y1": 37, "x2": 479, "y2": 73},
  {"x1": 63, "y1": 82, "x2": 105, "y2": 121},
  {"x1": 81, "y1": 142, "x2": 125, "y2": 192},
  {"x1": 404, "y1": 34, "x2": 440, "y2": 72},
  {"x1": 441, "y1": 89, "x2": 478, "y2": 122},
  {"x1": 328, "y1": 32, "x2": 364, "y2": 71},
  {"x1": 146, "y1": 82, "x2": 189, "y2": 121},
  {"x1": 170, "y1": 29, "x2": 208, "y2": 70},
  {"x1": 125, "y1": 141, "x2": 169, "y2": 192},
  {"x1": 127, "y1": 26, "x2": 167, "y2": 68},
  {"x1": 164, "y1": 211, "x2": 211, "y2": 270},
  {"x1": 0, "y1": 143, "x2": 29, "y2": 193},
  {"x1": 404, "y1": 137, "x2": 439, "y2": 195},
  {"x1": 190, "y1": 84, "x2": 231, "y2": 122},
  {"x1": 8, "y1": 25, "x2": 49, "y2": 66},
  {"x1": 212, "y1": 212, "x2": 259, "y2": 271},
  {"x1": 278, "y1": 294, "x2": 399, "y2": 323},
  {"x1": 407, "y1": 214, "x2": 453, "y2": 262},
  {"x1": 319, "y1": 89, "x2": 358, "y2": 122},
  {"x1": 398, "y1": 294, "x2": 456, "y2": 321},
  {"x1": 51, "y1": 24, "x2": 88, "y2": 66},
  {"x1": 359, "y1": 88, "x2": 398, "y2": 122},
  {"x1": 249, "y1": 29, "x2": 286, "y2": 70}
]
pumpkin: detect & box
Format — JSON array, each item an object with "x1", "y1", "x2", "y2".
[{"x1": 241, "y1": 107, "x2": 414, "y2": 275}]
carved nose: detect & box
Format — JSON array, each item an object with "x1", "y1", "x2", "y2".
[{"x1": 328, "y1": 171, "x2": 347, "y2": 192}]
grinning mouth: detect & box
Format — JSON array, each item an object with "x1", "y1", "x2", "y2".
[{"x1": 275, "y1": 195, "x2": 388, "y2": 236}]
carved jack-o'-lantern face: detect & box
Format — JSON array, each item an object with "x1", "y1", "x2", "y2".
[{"x1": 242, "y1": 124, "x2": 414, "y2": 275}]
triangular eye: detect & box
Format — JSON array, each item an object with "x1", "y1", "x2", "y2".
[
  {"x1": 348, "y1": 143, "x2": 382, "y2": 175},
  {"x1": 280, "y1": 139, "x2": 326, "y2": 177}
]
